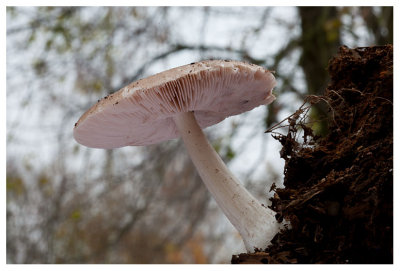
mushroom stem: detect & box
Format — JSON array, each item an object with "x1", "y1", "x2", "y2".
[{"x1": 173, "y1": 111, "x2": 279, "y2": 252}]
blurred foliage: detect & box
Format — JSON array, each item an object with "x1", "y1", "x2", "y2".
[
  {"x1": 6, "y1": 174, "x2": 25, "y2": 196},
  {"x1": 6, "y1": 6, "x2": 393, "y2": 264}
]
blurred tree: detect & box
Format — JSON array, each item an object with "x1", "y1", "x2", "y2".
[
  {"x1": 360, "y1": 7, "x2": 393, "y2": 45},
  {"x1": 299, "y1": 7, "x2": 341, "y2": 135}
]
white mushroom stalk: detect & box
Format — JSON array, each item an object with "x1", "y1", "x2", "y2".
[{"x1": 173, "y1": 111, "x2": 278, "y2": 252}]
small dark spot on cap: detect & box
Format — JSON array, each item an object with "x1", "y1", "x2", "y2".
[
  {"x1": 188, "y1": 130, "x2": 191, "y2": 134},
  {"x1": 190, "y1": 62, "x2": 195, "y2": 65},
  {"x1": 242, "y1": 100, "x2": 249, "y2": 104},
  {"x1": 74, "y1": 122, "x2": 77, "y2": 127},
  {"x1": 116, "y1": 101, "x2": 119, "y2": 104},
  {"x1": 97, "y1": 99, "x2": 100, "y2": 102}
]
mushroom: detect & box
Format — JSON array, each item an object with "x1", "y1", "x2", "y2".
[{"x1": 73, "y1": 60, "x2": 279, "y2": 252}]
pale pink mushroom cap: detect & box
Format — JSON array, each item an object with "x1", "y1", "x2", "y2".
[{"x1": 73, "y1": 60, "x2": 276, "y2": 148}]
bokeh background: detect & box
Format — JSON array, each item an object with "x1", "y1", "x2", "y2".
[{"x1": 6, "y1": 6, "x2": 393, "y2": 263}]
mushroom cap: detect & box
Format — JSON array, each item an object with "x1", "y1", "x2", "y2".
[{"x1": 73, "y1": 60, "x2": 276, "y2": 148}]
